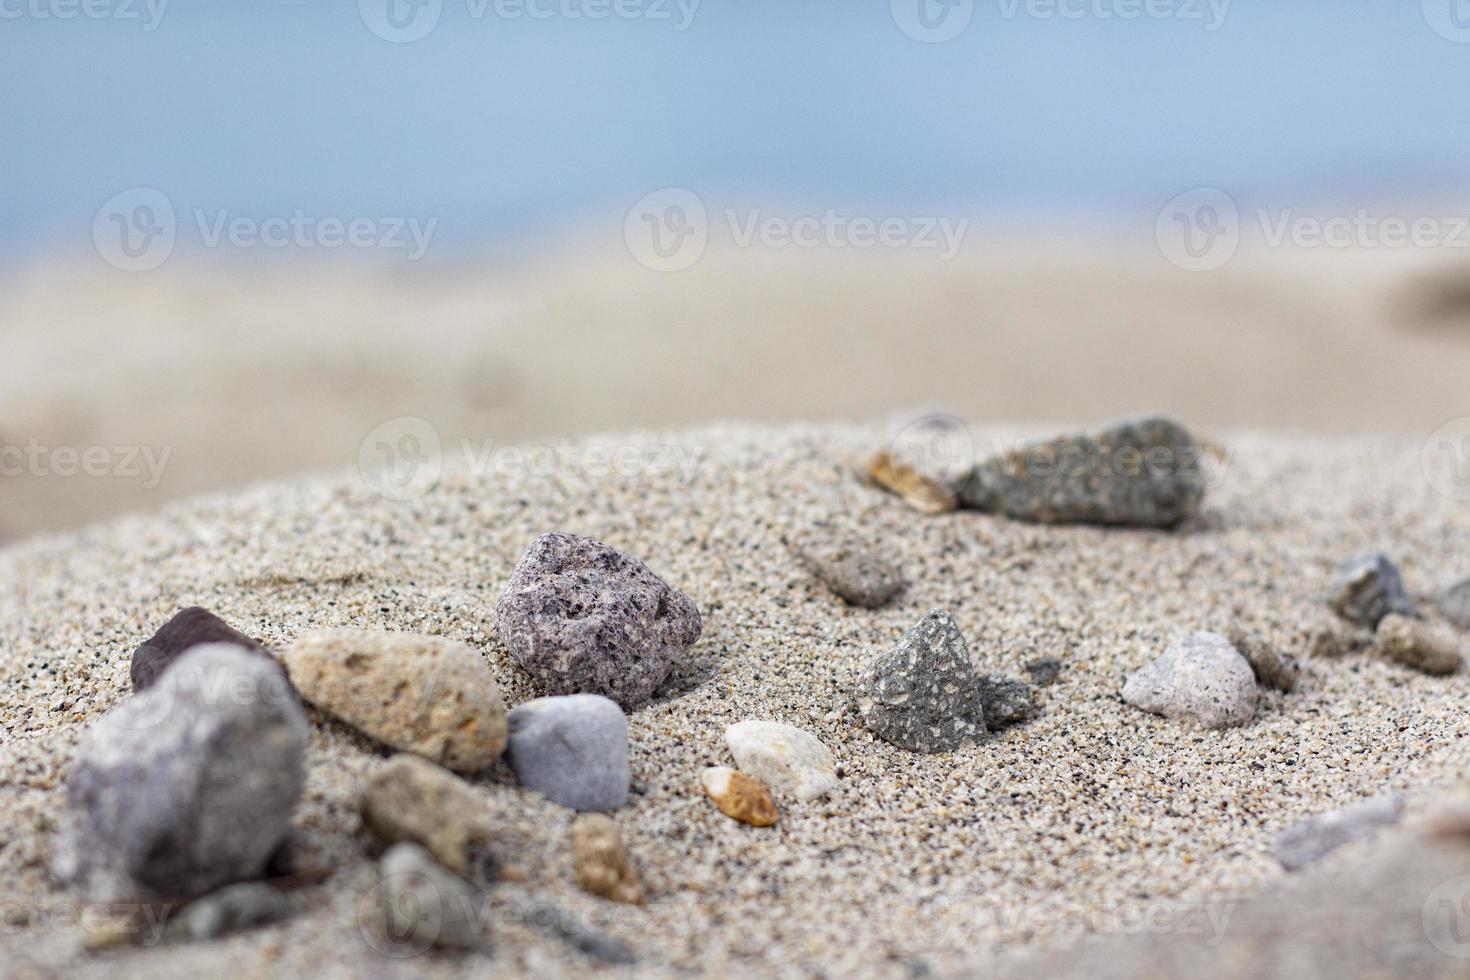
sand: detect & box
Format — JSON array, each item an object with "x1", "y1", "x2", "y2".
[{"x1": 2, "y1": 421, "x2": 1470, "y2": 978}]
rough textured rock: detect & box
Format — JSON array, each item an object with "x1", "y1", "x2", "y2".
[
  {"x1": 789, "y1": 523, "x2": 905, "y2": 608},
  {"x1": 1436, "y1": 574, "x2": 1470, "y2": 630},
  {"x1": 977, "y1": 674, "x2": 1038, "y2": 728},
  {"x1": 165, "y1": 882, "x2": 292, "y2": 942},
  {"x1": 506, "y1": 694, "x2": 630, "y2": 812},
  {"x1": 283, "y1": 629, "x2": 507, "y2": 773},
  {"x1": 1121, "y1": 631, "x2": 1257, "y2": 729},
  {"x1": 130, "y1": 606, "x2": 275, "y2": 691},
  {"x1": 1328, "y1": 552, "x2": 1413, "y2": 628},
  {"x1": 359, "y1": 754, "x2": 491, "y2": 874},
  {"x1": 853, "y1": 609, "x2": 987, "y2": 753},
  {"x1": 1024, "y1": 657, "x2": 1062, "y2": 687},
  {"x1": 375, "y1": 843, "x2": 484, "y2": 952},
  {"x1": 494, "y1": 531, "x2": 702, "y2": 709},
  {"x1": 53, "y1": 644, "x2": 308, "y2": 903},
  {"x1": 569, "y1": 814, "x2": 642, "y2": 904},
  {"x1": 724, "y1": 720, "x2": 839, "y2": 800},
  {"x1": 1374, "y1": 614, "x2": 1465, "y2": 675},
  {"x1": 1272, "y1": 793, "x2": 1405, "y2": 871},
  {"x1": 958, "y1": 416, "x2": 1206, "y2": 528},
  {"x1": 1228, "y1": 629, "x2": 1300, "y2": 692},
  {"x1": 700, "y1": 766, "x2": 779, "y2": 827}
]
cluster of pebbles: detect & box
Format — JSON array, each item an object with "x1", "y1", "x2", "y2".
[{"x1": 23, "y1": 414, "x2": 1470, "y2": 970}]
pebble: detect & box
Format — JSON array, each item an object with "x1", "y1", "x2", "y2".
[
  {"x1": 569, "y1": 814, "x2": 643, "y2": 904},
  {"x1": 725, "y1": 719, "x2": 839, "y2": 800},
  {"x1": 53, "y1": 644, "x2": 308, "y2": 903},
  {"x1": 853, "y1": 609, "x2": 987, "y2": 753},
  {"x1": 977, "y1": 674, "x2": 1038, "y2": 728},
  {"x1": 515, "y1": 898, "x2": 636, "y2": 965},
  {"x1": 359, "y1": 754, "x2": 491, "y2": 874},
  {"x1": 957, "y1": 415, "x2": 1206, "y2": 528},
  {"x1": 1024, "y1": 657, "x2": 1062, "y2": 686},
  {"x1": 165, "y1": 882, "x2": 292, "y2": 942},
  {"x1": 1228, "y1": 629, "x2": 1300, "y2": 692},
  {"x1": 130, "y1": 606, "x2": 276, "y2": 691},
  {"x1": 1328, "y1": 552, "x2": 1413, "y2": 628},
  {"x1": 789, "y1": 522, "x2": 905, "y2": 608},
  {"x1": 1121, "y1": 631, "x2": 1257, "y2": 729},
  {"x1": 864, "y1": 449, "x2": 958, "y2": 514},
  {"x1": 1272, "y1": 793, "x2": 1404, "y2": 871},
  {"x1": 1436, "y1": 574, "x2": 1470, "y2": 630},
  {"x1": 283, "y1": 628, "x2": 508, "y2": 774},
  {"x1": 700, "y1": 766, "x2": 779, "y2": 827},
  {"x1": 494, "y1": 531, "x2": 703, "y2": 709},
  {"x1": 1374, "y1": 614, "x2": 1465, "y2": 675},
  {"x1": 377, "y1": 843, "x2": 485, "y2": 951},
  {"x1": 506, "y1": 694, "x2": 630, "y2": 812}
]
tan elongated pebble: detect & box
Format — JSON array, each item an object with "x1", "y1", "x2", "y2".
[
  {"x1": 1374, "y1": 615, "x2": 1465, "y2": 675},
  {"x1": 359, "y1": 755, "x2": 491, "y2": 874},
  {"x1": 864, "y1": 450, "x2": 957, "y2": 514},
  {"x1": 700, "y1": 767, "x2": 778, "y2": 827},
  {"x1": 570, "y1": 814, "x2": 643, "y2": 904},
  {"x1": 283, "y1": 628, "x2": 508, "y2": 773}
]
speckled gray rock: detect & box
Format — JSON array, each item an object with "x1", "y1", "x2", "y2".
[
  {"x1": 957, "y1": 416, "x2": 1206, "y2": 528},
  {"x1": 1435, "y1": 574, "x2": 1470, "y2": 630},
  {"x1": 1228, "y1": 629, "x2": 1300, "y2": 692},
  {"x1": 1024, "y1": 657, "x2": 1062, "y2": 687},
  {"x1": 854, "y1": 609, "x2": 987, "y2": 753},
  {"x1": 1375, "y1": 614, "x2": 1465, "y2": 675},
  {"x1": 376, "y1": 843, "x2": 484, "y2": 952},
  {"x1": 1328, "y1": 552, "x2": 1413, "y2": 628},
  {"x1": 789, "y1": 523, "x2": 905, "y2": 608},
  {"x1": 506, "y1": 694, "x2": 630, "y2": 811},
  {"x1": 1272, "y1": 793, "x2": 1404, "y2": 871},
  {"x1": 53, "y1": 644, "x2": 308, "y2": 903},
  {"x1": 130, "y1": 606, "x2": 277, "y2": 692},
  {"x1": 495, "y1": 532, "x2": 702, "y2": 708},
  {"x1": 977, "y1": 674, "x2": 1038, "y2": 728},
  {"x1": 165, "y1": 882, "x2": 292, "y2": 942},
  {"x1": 1122, "y1": 631, "x2": 1257, "y2": 729}
]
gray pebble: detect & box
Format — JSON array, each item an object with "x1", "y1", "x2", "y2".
[
  {"x1": 1122, "y1": 631, "x2": 1257, "y2": 729},
  {"x1": 854, "y1": 609, "x2": 987, "y2": 753},
  {"x1": 977, "y1": 674, "x2": 1038, "y2": 728},
  {"x1": 506, "y1": 694, "x2": 630, "y2": 811},
  {"x1": 1272, "y1": 793, "x2": 1404, "y2": 871},
  {"x1": 790, "y1": 523, "x2": 905, "y2": 608},
  {"x1": 376, "y1": 842, "x2": 484, "y2": 952},
  {"x1": 958, "y1": 416, "x2": 1207, "y2": 528},
  {"x1": 515, "y1": 899, "x2": 636, "y2": 965},
  {"x1": 1328, "y1": 552, "x2": 1413, "y2": 628},
  {"x1": 1024, "y1": 657, "x2": 1062, "y2": 687},
  {"x1": 53, "y1": 644, "x2": 307, "y2": 903},
  {"x1": 495, "y1": 531, "x2": 702, "y2": 709},
  {"x1": 165, "y1": 882, "x2": 291, "y2": 942},
  {"x1": 1228, "y1": 630, "x2": 1300, "y2": 692},
  {"x1": 1435, "y1": 574, "x2": 1470, "y2": 630}
]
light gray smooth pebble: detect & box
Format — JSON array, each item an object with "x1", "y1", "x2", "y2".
[
  {"x1": 1122, "y1": 631, "x2": 1257, "y2": 729},
  {"x1": 506, "y1": 694, "x2": 630, "y2": 811},
  {"x1": 1272, "y1": 793, "x2": 1405, "y2": 871},
  {"x1": 378, "y1": 843, "x2": 484, "y2": 952}
]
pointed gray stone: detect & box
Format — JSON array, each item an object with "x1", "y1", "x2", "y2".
[
  {"x1": 977, "y1": 674, "x2": 1038, "y2": 728},
  {"x1": 854, "y1": 609, "x2": 987, "y2": 753},
  {"x1": 1328, "y1": 552, "x2": 1413, "y2": 628}
]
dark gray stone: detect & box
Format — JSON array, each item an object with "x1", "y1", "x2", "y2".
[
  {"x1": 1024, "y1": 657, "x2": 1062, "y2": 687},
  {"x1": 1435, "y1": 574, "x2": 1470, "y2": 630},
  {"x1": 377, "y1": 843, "x2": 484, "y2": 952},
  {"x1": 54, "y1": 644, "x2": 308, "y2": 903},
  {"x1": 506, "y1": 694, "x2": 630, "y2": 812},
  {"x1": 854, "y1": 609, "x2": 987, "y2": 753},
  {"x1": 790, "y1": 523, "x2": 904, "y2": 608},
  {"x1": 958, "y1": 416, "x2": 1207, "y2": 528},
  {"x1": 977, "y1": 674, "x2": 1038, "y2": 728},
  {"x1": 130, "y1": 606, "x2": 277, "y2": 691},
  {"x1": 495, "y1": 532, "x2": 702, "y2": 709},
  {"x1": 165, "y1": 882, "x2": 292, "y2": 942},
  {"x1": 1328, "y1": 552, "x2": 1413, "y2": 628},
  {"x1": 1272, "y1": 793, "x2": 1404, "y2": 871},
  {"x1": 516, "y1": 899, "x2": 636, "y2": 965}
]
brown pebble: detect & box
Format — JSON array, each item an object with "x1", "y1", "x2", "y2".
[
  {"x1": 864, "y1": 450, "x2": 957, "y2": 515},
  {"x1": 700, "y1": 766, "x2": 779, "y2": 827},
  {"x1": 569, "y1": 814, "x2": 643, "y2": 904},
  {"x1": 359, "y1": 754, "x2": 491, "y2": 873},
  {"x1": 1375, "y1": 614, "x2": 1465, "y2": 675},
  {"x1": 130, "y1": 606, "x2": 277, "y2": 691},
  {"x1": 1228, "y1": 630, "x2": 1300, "y2": 692}
]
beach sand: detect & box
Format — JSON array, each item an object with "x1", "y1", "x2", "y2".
[{"x1": 2, "y1": 421, "x2": 1470, "y2": 977}]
